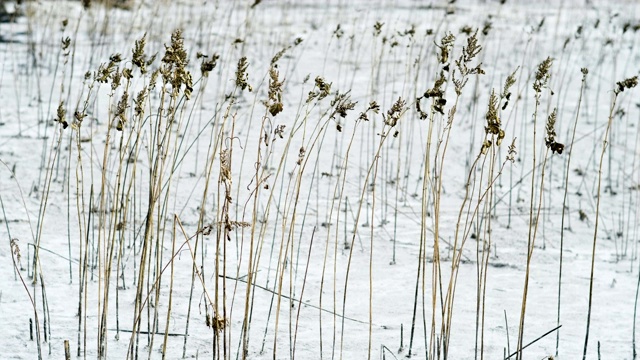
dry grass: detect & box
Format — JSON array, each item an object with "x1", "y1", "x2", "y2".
[{"x1": 1, "y1": 1, "x2": 639, "y2": 359}]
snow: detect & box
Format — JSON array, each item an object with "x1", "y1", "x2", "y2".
[{"x1": 0, "y1": 0, "x2": 639, "y2": 359}]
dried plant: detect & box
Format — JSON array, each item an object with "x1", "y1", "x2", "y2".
[
  {"x1": 359, "y1": 101, "x2": 380, "y2": 121},
  {"x1": 235, "y1": 56, "x2": 252, "y2": 92},
  {"x1": 114, "y1": 91, "x2": 129, "y2": 131},
  {"x1": 533, "y1": 56, "x2": 554, "y2": 93},
  {"x1": 95, "y1": 54, "x2": 122, "y2": 84},
  {"x1": 615, "y1": 76, "x2": 638, "y2": 94},
  {"x1": 10, "y1": 238, "x2": 21, "y2": 266},
  {"x1": 484, "y1": 90, "x2": 504, "y2": 145},
  {"x1": 56, "y1": 101, "x2": 68, "y2": 129},
  {"x1": 545, "y1": 108, "x2": 564, "y2": 154},
  {"x1": 206, "y1": 314, "x2": 228, "y2": 334},
  {"x1": 435, "y1": 32, "x2": 455, "y2": 64},
  {"x1": 423, "y1": 71, "x2": 447, "y2": 114},
  {"x1": 330, "y1": 91, "x2": 357, "y2": 120},
  {"x1": 133, "y1": 88, "x2": 147, "y2": 117},
  {"x1": 131, "y1": 33, "x2": 148, "y2": 74},
  {"x1": 161, "y1": 29, "x2": 193, "y2": 98},
  {"x1": 264, "y1": 66, "x2": 285, "y2": 116},
  {"x1": 306, "y1": 76, "x2": 331, "y2": 103},
  {"x1": 500, "y1": 67, "x2": 519, "y2": 110},
  {"x1": 220, "y1": 148, "x2": 231, "y2": 182},
  {"x1": 197, "y1": 52, "x2": 219, "y2": 77},
  {"x1": 384, "y1": 97, "x2": 405, "y2": 127}
]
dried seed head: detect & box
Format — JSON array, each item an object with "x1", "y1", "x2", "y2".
[
  {"x1": 615, "y1": 76, "x2": 638, "y2": 95},
  {"x1": 315, "y1": 76, "x2": 331, "y2": 99},
  {"x1": 274, "y1": 124, "x2": 286, "y2": 139},
  {"x1": 307, "y1": 77, "x2": 331, "y2": 103},
  {"x1": 544, "y1": 108, "x2": 557, "y2": 143},
  {"x1": 134, "y1": 88, "x2": 147, "y2": 117},
  {"x1": 220, "y1": 149, "x2": 231, "y2": 181},
  {"x1": 330, "y1": 91, "x2": 356, "y2": 120},
  {"x1": 502, "y1": 67, "x2": 518, "y2": 99},
  {"x1": 485, "y1": 90, "x2": 505, "y2": 145},
  {"x1": 61, "y1": 36, "x2": 71, "y2": 53},
  {"x1": 506, "y1": 138, "x2": 517, "y2": 163},
  {"x1": 161, "y1": 29, "x2": 193, "y2": 98},
  {"x1": 114, "y1": 91, "x2": 129, "y2": 131},
  {"x1": 533, "y1": 57, "x2": 554, "y2": 93},
  {"x1": 384, "y1": 97, "x2": 405, "y2": 127},
  {"x1": 544, "y1": 108, "x2": 564, "y2": 154},
  {"x1": 162, "y1": 29, "x2": 187, "y2": 67},
  {"x1": 271, "y1": 46, "x2": 289, "y2": 65},
  {"x1": 297, "y1": 147, "x2": 305, "y2": 165},
  {"x1": 10, "y1": 238, "x2": 21, "y2": 263},
  {"x1": 373, "y1": 21, "x2": 384, "y2": 37},
  {"x1": 359, "y1": 101, "x2": 380, "y2": 121},
  {"x1": 200, "y1": 53, "x2": 220, "y2": 77},
  {"x1": 56, "y1": 101, "x2": 68, "y2": 129},
  {"x1": 132, "y1": 33, "x2": 147, "y2": 74},
  {"x1": 235, "y1": 56, "x2": 252, "y2": 92},
  {"x1": 111, "y1": 69, "x2": 122, "y2": 91},
  {"x1": 436, "y1": 32, "x2": 456, "y2": 64},
  {"x1": 264, "y1": 66, "x2": 285, "y2": 116},
  {"x1": 333, "y1": 24, "x2": 344, "y2": 39}
]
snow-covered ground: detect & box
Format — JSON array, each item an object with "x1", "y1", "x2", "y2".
[{"x1": 1, "y1": 0, "x2": 639, "y2": 359}]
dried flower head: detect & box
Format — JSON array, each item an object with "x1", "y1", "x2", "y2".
[
  {"x1": 271, "y1": 46, "x2": 289, "y2": 65},
  {"x1": 96, "y1": 54, "x2": 122, "y2": 84},
  {"x1": 206, "y1": 314, "x2": 228, "y2": 334},
  {"x1": 161, "y1": 29, "x2": 193, "y2": 98},
  {"x1": 373, "y1": 21, "x2": 384, "y2": 36},
  {"x1": 235, "y1": 56, "x2": 252, "y2": 92},
  {"x1": 423, "y1": 71, "x2": 448, "y2": 115},
  {"x1": 218, "y1": 221, "x2": 251, "y2": 231},
  {"x1": 533, "y1": 57, "x2": 553, "y2": 93},
  {"x1": 485, "y1": 90, "x2": 504, "y2": 145},
  {"x1": 149, "y1": 69, "x2": 160, "y2": 89},
  {"x1": 330, "y1": 91, "x2": 357, "y2": 119},
  {"x1": 507, "y1": 138, "x2": 517, "y2": 163},
  {"x1": 198, "y1": 53, "x2": 219, "y2": 77},
  {"x1": 110, "y1": 69, "x2": 122, "y2": 91},
  {"x1": 615, "y1": 76, "x2": 638, "y2": 95},
  {"x1": 220, "y1": 149, "x2": 231, "y2": 181},
  {"x1": 297, "y1": 146, "x2": 305, "y2": 165},
  {"x1": 162, "y1": 29, "x2": 187, "y2": 67},
  {"x1": 10, "y1": 238, "x2": 21, "y2": 264},
  {"x1": 436, "y1": 32, "x2": 456, "y2": 64},
  {"x1": 132, "y1": 33, "x2": 148, "y2": 74},
  {"x1": 134, "y1": 88, "x2": 147, "y2": 117},
  {"x1": 61, "y1": 36, "x2": 71, "y2": 54},
  {"x1": 544, "y1": 108, "x2": 564, "y2": 154},
  {"x1": 274, "y1": 124, "x2": 286, "y2": 139},
  {"x1": 56, "y1": 101, "x2": 68, "y2": 129},
  {"x1": 333, "y1": 24, "x2": 344, "y2": 39},
  {"x1": 500, "y1": 67, "x2": 519, "y2": 110},
  {"x1": 480, "y1": 139, "x2": 492, "y2": 154},
  {"x1": 264, "y1": 66, "x2": 285, "y2": 116},
  {"x1": 114, "y1": 91, "x2": 129, "y2": 131},
  {"x1": 384, "y1": 97, "x2": 405, "y2": 127},
  {"x1": 307, "y1": 76, "x2": 331, "y2": 103},
  {"x1": 359, "y1": 101, "x2": 380, "y2": 121},
  {"x1": 452, "y1": 30, "x2": 484, "y2": 95}
]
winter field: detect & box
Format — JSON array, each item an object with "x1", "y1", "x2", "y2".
[{"x1": 0, "y1": 0, "x2": 639, "y2": 359}]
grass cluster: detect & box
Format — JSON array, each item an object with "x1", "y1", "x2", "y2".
[{"x1": 1, "y1": 1, "x2": 639, "y2": 359}]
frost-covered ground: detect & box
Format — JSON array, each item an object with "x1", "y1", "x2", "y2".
[{"x1": 1, "y1": 0, "x2": 639, "y2": 359}]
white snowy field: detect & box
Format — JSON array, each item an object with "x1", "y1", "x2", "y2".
[{"x1": 0, "y1": 0, "x2": 639, "y2": 359}]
